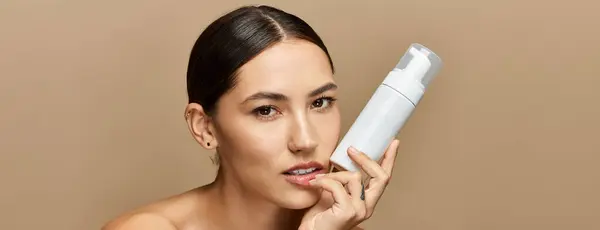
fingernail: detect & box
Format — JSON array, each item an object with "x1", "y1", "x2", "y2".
[
  {"x1": 348, "y1": 146, "x2": 359, "y2": 155},
  {"x1": 315, "y1": 174, "x2": 325, "y2": 178},
  {"x1": 309, "y1": 179, "x2": 318, "y2": 185}
]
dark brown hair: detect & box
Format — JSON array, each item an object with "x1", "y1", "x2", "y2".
[{"x1": 186, "y1": 5, "x2": 334, "y2": 116}]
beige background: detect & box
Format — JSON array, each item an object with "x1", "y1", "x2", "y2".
[{"x1": 1, "y1": 0, "x2": 599, "y2": 229}]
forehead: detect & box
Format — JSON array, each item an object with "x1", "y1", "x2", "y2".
[{"x1": 232, "y1": 39, "x2": 334, "y2": 98}]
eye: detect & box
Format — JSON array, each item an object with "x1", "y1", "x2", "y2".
[
  {"x1": 257, "y1": 106, "x2": 274, "y2": 116},
  {"x1": 252, "y1": 105, "x2": 281, "y2": 121},
  {"x1": 311, "y1": 96, "x2": 337, "y2": 110}
]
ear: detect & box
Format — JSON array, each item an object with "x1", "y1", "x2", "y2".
[{"x1": 185, "y1": 103, "x2": 218, "y2": 150}]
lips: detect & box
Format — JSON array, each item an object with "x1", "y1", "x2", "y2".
[{"x1": 282, "y1": 161, "x2": 326, "y2": 186}]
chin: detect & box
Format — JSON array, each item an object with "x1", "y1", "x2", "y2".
[{"x1": 276, "y1": 188, "x2": 321, "y2": 209}]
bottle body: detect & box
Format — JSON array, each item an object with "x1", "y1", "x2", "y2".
[
  {"x1": 329, "y1": 43, "x2": 442, "y2": 172},
  {"x1": 330, "y1": 84, "x2": 417, "y2": 172}
]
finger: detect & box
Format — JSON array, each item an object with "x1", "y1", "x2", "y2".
[
  {"x1": 309, "y1": 177, "x2": 352, "y2": 209},
  {"x1": 347, "y1": 146, "x2": 388, "y2": 185},
  {"x1": 380, "y1": 139, "x2": 400, "y2": 176},
  {"x1": 319, "y1": 172, "x2": 365, "y2": 206},
  {"x1": 362, "y1": 140, "x2": 399, "y2": 218},
  {"x1": 314, "y1": 173, "x2": 368, "y2": 221}
]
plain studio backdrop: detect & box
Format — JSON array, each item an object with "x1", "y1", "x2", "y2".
[{"x1": 1, "y1": 0, "x2": 599, "y2": 229}]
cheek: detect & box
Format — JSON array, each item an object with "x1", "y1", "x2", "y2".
[
  {"x1": 313, "y1": 109, "x2": 341, "y2": 148},
  {"x1": 243, "y1": 122, "x2": 288, "y2": 155},
  {"x1": 219, "y1": 116, "x2": 289, "y2": 166}
]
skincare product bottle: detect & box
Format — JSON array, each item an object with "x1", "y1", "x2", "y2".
[{"x1": 330, "y1": 43, "x2": 443, "y2": 172}]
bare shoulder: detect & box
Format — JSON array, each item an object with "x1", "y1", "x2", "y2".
[
  {"x1": 102, "y1": 187, "x2": 209, "y2": 230},
  {"x1": 102, "y1": 213, "x2": 178, "y2": 230}
]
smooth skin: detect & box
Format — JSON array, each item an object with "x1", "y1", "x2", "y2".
[{"x1": 102, "y1": 39, "x2": 399, "y2": 230}]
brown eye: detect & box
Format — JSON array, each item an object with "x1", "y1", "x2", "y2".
[
  {"x1": 252, "y1": 105, "x2": 281, "y2": 121},
  {"x1": 256, "y1": 106, "x2": 275, "y2": 116},
  {"x1": 312, "y1": 98, "x2": 324, "y2": 108},
  {"x1": 311, "y1": 96, "x2": 336, "y2": 110}
]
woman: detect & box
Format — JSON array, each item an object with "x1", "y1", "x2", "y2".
[{"x1": 103, "y1": 5, "x2": 400, "y2": 230}]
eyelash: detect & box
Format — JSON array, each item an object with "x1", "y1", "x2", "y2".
[{"x1": 252, "y1": 96, "x2": 338, "y2": 121}]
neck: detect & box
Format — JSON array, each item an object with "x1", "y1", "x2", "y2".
[{"x1": 203, "y1": 167, "x2": 306, "y2": 230}]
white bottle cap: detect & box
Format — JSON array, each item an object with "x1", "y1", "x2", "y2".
[
  {"x1": 383, "y1": 43, "x2": 443, "y2": 104},
  {"x1": 395, "y1": 43, "x2": 442, "y2": 88}
]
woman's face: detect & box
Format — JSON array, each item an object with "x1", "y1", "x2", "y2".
[{"x1": 212, "y1": 39, "x2": 341, "y2": 209}]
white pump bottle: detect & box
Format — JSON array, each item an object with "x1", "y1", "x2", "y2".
[{"x1": 330, "y1": 43, "x2": 443, "y2": 172}]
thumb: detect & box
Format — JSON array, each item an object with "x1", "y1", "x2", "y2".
[
  {"x1": 304, "y1": 190, "x2": 334, "y2": 219},
  {"x1": 317, "y1": 190, "x2": 335, "y2": 208}
]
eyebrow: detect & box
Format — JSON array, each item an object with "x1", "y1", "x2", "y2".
[{"x1": 242, "y1": 82, "x2": 338, "y2": 104}]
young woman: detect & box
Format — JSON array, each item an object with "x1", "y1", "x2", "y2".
[{"x1": 103, "y1": 5, "x2": 400, "y2": 230}]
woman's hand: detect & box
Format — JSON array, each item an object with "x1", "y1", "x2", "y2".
[{"x1": 299, "y1": 139, "x2": 400, "y2": 230}]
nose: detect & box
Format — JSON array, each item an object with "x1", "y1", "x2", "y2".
[{"x1": 288, "y1": 113, "x2": 318, "y2": 154}]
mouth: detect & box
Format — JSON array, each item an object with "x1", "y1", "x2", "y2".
[{"x1": 282, "y1": 161, "x2": 327, "y2": 186}]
